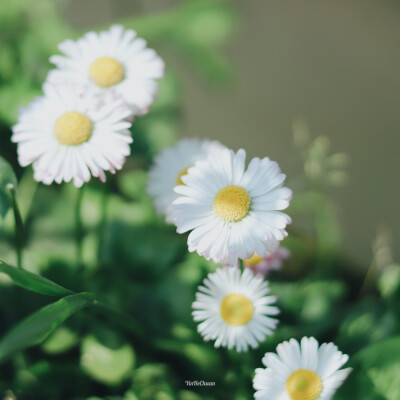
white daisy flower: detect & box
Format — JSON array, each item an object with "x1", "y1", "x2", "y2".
[
  {"x1": 147, "y1": 138, "x2": 226, "y2": 222},
  {"x1": 12, "y1": 84, "x2": 133, "y2": 188},
  {"x1": 172, "y1": 148, "x2": 292, "y2": 265},
  {"x1": 47, "y1": 24, "x2": 164, "y2": 116},
  {"x1": 192, "y1": 266, "x2": 279, "y2": 352},
  {"x1": 253, "y1": 337, "x2": 352, "y2": 400}
]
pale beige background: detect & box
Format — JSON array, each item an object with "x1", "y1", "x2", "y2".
[{"x1": 65, "y1": 0, "x2": 400, "y2": 265}]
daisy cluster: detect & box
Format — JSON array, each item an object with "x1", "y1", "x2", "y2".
[
  {"x1": 11, "y1": 23, "x2": 351, "y2": 400},
  {"x1": 12, "y1": 25, "x2": 164, "y2": 187},
  {"x1": 148, "y1": 139, "x2": 352, "y2": 399}
]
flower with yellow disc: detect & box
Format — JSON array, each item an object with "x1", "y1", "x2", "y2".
[
  {"x1": 253, "y1": 337, "x2": 351, "y2": 400},
  {"x1": 47, "y1": 25, "x2": 164, "y2": 116},
  {"x1": 12, "y1": 84, "x2": 133, "y2": 187},
  {"x1": 147, "y1": 138, "x2": 226, "y2": 222},
  {"x1": 244, "y1": 247, "x2": 290, "y2": 277},
  {"x1": 192, "y1": 266, "x2": 279, "y2": 352},
  {"x1": 173, "y1": 148, "x2": 292, "y2": 265}
]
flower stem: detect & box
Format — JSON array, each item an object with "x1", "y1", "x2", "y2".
[
  {"x1": 97, "y1": 186, "x2": 108, "y2": 263},
  {"x1": 75, "y1": 187, "x2": 85, "y2": 266},
  {"x1": 7, "y1": 184, "x2": 24, "y2": 269}
]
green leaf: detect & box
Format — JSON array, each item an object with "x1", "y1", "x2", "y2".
[
  {"x1": 367, "y1": 364, "x2": 400, "y2": 400},
  {"x1": 81, "y1": 335, "x2": 135, "y2": 385},
  {"x1": 0, "y1": 260, "x2": 73, "y2": 297},
  {"x1": 42, "y1": 326, "x2": 78, "y2": 354},
  {"x1": 378, "y1": 264, "x2": 400, "y2": 300},
  {"x1": 0, "y1": 156, "x2": 17, "y2": 218},
  {"x1": 338, "y1": 299, "x2": 395, "y2": 353},
  {"x1": 338, "y1": 336, "x2": 400, "y2": 400},
  {"x1": 0, "y1": 292, "x2": 94, "y2": 363},
  {"x1": 130, "y1": 364, "x2": 174, "y2": 400},
  {"x1": 356, "y1": 336, "x2": 400, "y2": 400}
]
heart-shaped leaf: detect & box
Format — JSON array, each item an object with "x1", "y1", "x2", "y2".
[{"x1": 81, "y1": 335, "x2": 135, "y2": 385}]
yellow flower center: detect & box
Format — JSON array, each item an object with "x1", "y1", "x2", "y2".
[
  {"x1": 89, "y1": 56, "x2": 125, "y2": 87},
  {"x1": 54, "y1": 111, "x2": 93, "y2": 145},
  {"x1": 176, "y1": 167, "x2": 190, "y2": 185},
  {"x1": 213, "y1": 185, "x2": 251, "y2": 222},
  {"x1": 220, "y1": 293, "x2": 254, "y2": 326},
  {"x1": 245, "y1": 253, "x2": 263, "y2": 266},
  {"x1": 286, "y1": 369, "x2": 323, "y2": 400}
]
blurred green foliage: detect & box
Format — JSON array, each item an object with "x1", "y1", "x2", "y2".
[
  {"x1": 0, "y1": 1, "x2": 399, "y2": 399},
  {"x1": 0, "y1": 157, "x2": 17, "y2": 218}
]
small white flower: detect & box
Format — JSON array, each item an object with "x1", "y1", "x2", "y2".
[
  {"x1": 244, "y1": 247, "x2": 290, "y2": 277},
  {"x1": 192, "y1": 266, "x2": 279, "y2": 352},
  {"x1": 12, "y1": 84, "x2": 133, "y2": 187},
  {"x1": 253, "y1": 337, "x2": 352, "y2": 400},
  {"x1": 173, "y1": 148, "x2": 292, "y2": 265},
  {"x1": 47, "y1": 25, "x2": 164, "y2": 116},
  {"x1": 147, "y1": 138, "x2": 226, "y2": 222}
]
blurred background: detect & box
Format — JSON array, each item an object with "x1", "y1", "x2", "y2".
[
  {"x1": 63, "y1": 0, "x2": 400, "y2": 265},
  {"x1": 0, "y1": 1, "x2": 399, "y2": 399},
  {"x1": 2, "y1": 0, "x2": 400, "y2": 264}
]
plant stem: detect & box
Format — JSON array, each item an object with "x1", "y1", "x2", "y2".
[
  {"x1": 8, "y1": 184, "x2": 24, "y2": 269},
  {"x1": 75, "y1": 187, "x2": 85, "y2": 266},
  {"x1": 18, "y1": 170, "x2": 39, "y2": 222},
  {"x1": 97, "y1": 186, "x2": 108, "y2": 263}
]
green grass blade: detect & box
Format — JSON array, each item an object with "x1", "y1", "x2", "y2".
[
  {"x1": 0, "y1": 292, "x2": 94, "y2": 363},
  {"x1": 0, "y1": 261, "x2": 73, "y2": 297}
]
